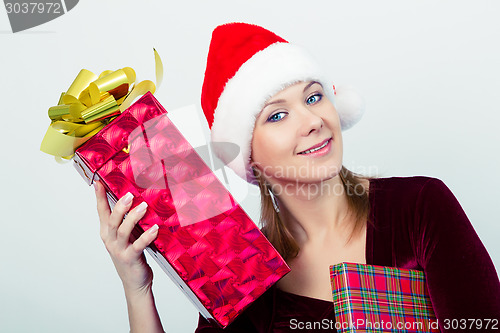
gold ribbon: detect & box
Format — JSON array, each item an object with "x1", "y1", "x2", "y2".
[{"x1": 40, "y1": 49, "x2": 163, "y2": 159}]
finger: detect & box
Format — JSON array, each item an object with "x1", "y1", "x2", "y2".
[
  {"x1": 108, "y1": 192, "x2": 134, "y2": 240},
  {"x1": 95, "y1": 181, "x2": 113, "y2": 242},
  {"x1": 117, "y1": 201, "x2": 148, "y2": 249},
  {"x1": 129, "y1": 224, "x2": 159, "y2": 255},
  {"x1": 95, "y1": 181, "x2": 111, "y2": 223}
]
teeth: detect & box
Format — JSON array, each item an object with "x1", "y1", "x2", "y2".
[{"x1": 300, "y1": 140, "x2": 329, "y2": 154}]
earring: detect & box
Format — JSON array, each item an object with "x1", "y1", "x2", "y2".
[{"x1": 267, "y1": 186, "x2": 280, "y2": 213}]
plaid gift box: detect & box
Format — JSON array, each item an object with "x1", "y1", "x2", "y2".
[
  {"x1": 73, "y1": 92, "x2": 290, "y2": 328},
  {"x1": 330, "y1": 262, "x2": 439, "y2": 332}
]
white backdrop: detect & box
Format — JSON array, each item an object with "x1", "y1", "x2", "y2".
[{"x1": 1, "y1": 1, "x2": 499, "y2": 332}]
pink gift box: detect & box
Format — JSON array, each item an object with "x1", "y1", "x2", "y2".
[{"x1": 73, "y1": 92, "x2": 290, "y2": 328}]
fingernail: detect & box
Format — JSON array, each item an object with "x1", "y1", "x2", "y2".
[
  {"x1": 135, "y1": 202, "x2": 148, "y2": 213},
  {"x1": 122, "y1": 192, "x2": 133, "y2": 205},
  {"x1": 93, "y1": 182, "x2": 98, "y2": 191},
  {"x1": 149, "y1": 224, "x2": 159, "y2": 234}
]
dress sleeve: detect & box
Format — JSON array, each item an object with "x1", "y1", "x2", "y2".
[
  {"x1": 414, "y1": 178, "x2": 500, "y2": 331},
  {"x1": 194, "y1": 312, "x2": 259, "y2": 332},
  {"x1": 193, "y1": 314, "x2": 224, "y2": 333}
]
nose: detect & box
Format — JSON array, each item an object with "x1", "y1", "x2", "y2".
[{"x1": 297, "y1": 106, "x2": 323, "y2": 136}]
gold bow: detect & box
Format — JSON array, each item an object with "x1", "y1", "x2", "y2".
[{"x1": 40, "y1": 49, "x2": 163, "y2": 159}]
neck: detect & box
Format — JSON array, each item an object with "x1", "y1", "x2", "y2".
[{"x1": 270, "y1": 174, "x2": 354, "y2": 246}]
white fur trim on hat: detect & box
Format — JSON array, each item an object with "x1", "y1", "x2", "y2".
[
  {"x1": 210, "y1": 42, "x2": 335, "y2": 184},
  {"x1": 335, "y1": 85, "x2": 365, "y2": 130}
]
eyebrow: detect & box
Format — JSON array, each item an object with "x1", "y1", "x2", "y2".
[
  {"x1": 262, "y1": 99, "x2": 286, "y2": 109},
  {"x1": 259, "y1": 81, "x2": 323, "y2": 115},
  {"x1": 303, "y1": 80, "x2": 321, "y2": 93}
]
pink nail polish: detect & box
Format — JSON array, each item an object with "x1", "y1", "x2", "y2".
[
  {"x1": 135, "y1": 202, "x2": 148, "y2": 213},
  {"x1": 149, "y1": 224, "x2": 159, "y2": 234},
  {"x1": 122, "y1": 192, "x2": 133, "y2": 205}
]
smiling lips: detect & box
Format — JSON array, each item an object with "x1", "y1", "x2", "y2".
[{"x1": 298, "y1": 138, "x2": 332, "y2": 155}]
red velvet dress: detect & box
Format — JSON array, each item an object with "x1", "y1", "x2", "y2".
[{"x1": 195, "y1": 176, "x2": 500, "y2": 332}]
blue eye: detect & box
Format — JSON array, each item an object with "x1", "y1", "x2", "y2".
[
  {"x1": 306, "y1": 93, "x2": 322, "y2": 105},
  {"x1": 267, "y1": 111, "x2": 286, "y2": 123}
]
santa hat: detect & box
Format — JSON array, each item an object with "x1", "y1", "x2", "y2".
[{"x1": 201, "y1": 22, "x2": 364, "y2": 185}]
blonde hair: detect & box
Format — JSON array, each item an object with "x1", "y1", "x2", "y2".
[{"x1": 253, "y1": 166, "x2": 375, "y2": 261}]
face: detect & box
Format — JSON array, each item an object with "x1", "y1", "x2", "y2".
[{"x1": 251, "y1": 81, "x2": 343, "y2": 186}]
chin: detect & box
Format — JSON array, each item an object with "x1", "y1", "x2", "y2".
[
  {"x1": 321, "y1": 167, "x2": 343, "y2": 182},
  {"x1": 293, "y1": 164, "x2": 343, "y2": 184},
  {"x1": 318, "y1": 157, "x2": 343, "y2": 176}
]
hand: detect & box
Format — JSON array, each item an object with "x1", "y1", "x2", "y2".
[{"x1": 94, "y1": 181, "x2": 159, "y2": 294}]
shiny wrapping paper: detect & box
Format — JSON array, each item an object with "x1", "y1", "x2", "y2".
[
  {"x1": 330, "y1": 262, "x2": 438, "y2": 333},
  {"x1": 73, "y1": 92, "x2": 290, "y2": 328}
]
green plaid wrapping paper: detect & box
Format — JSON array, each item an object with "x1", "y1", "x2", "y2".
[{"x1": 330, "y1": 262, "x2": 439, "y2": 332}]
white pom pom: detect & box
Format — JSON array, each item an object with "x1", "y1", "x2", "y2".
[{"x1": 334, "y1": 85, "x2": 365, "y2": 131}]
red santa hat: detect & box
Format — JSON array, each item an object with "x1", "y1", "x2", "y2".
[{"x1": 201, "y1": 22, "x2": 364, "y2": 185}]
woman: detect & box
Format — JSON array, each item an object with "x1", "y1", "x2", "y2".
[{"x1": 95, "y1": 22, "x2": 500, "y2": 332}]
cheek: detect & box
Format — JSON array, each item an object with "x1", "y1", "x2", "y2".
[
  {"x1": 252, "y1": 134, "x2": 274, "y2": 163},
  {"x1": 328, "y1": 104, "x2": 341, "y2": 124},
  {"x1": 250, "y1": 129, "x2": 267, "y2": 163},
  {"x1": 325, "y1": 105, "x2": 342, "y2": 135},
  {"x1": 251, "y1": 129, "x2": 289, "y2": 165}
]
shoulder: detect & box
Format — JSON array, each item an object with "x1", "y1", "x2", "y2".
[
  {"x1": 370, "y1": 175, "x2": 442, "y2": 191},
  {"x1": 369, "y1": 175, "x2": 456, "y2": 201},
  {"x1": 371, "y1": 175, "x2": 466, "y2": 231},
  {"x1": 368, "y1": 175, "x2": 447, "y2": 202},
  {"x1": 367, "y1": 176, "x2": 459, "y2": 223}
]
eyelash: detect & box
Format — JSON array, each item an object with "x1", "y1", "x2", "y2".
[
  {"x1": 306, "y1": 93, "x2": 323, "y2": 105},
  {"x1": 266, "y1": 92, "x2": 323, "y2": 123},
  {"x1": 267, "y1": 111, "x2": 287, "y2": 123}
]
